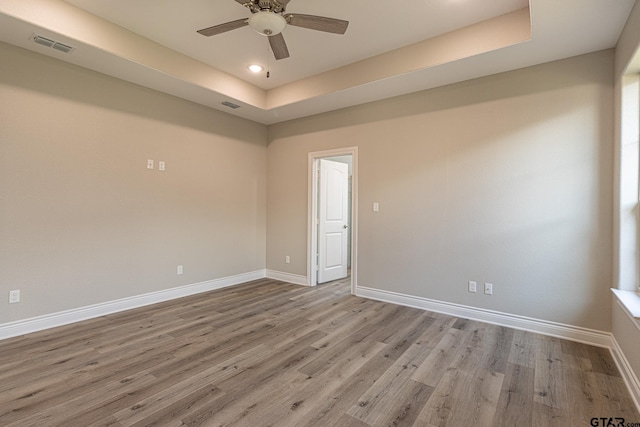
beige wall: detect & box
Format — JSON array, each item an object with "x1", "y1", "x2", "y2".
[
  {"x1": 0, "y1": 39, "x2": 620, "y2": 334},
  {"x1": 0, "y1": 42, "x2": 267, "y2": 323},
  {"x1": 268, "y1": 50, "x2": 614, "y2": 331}
]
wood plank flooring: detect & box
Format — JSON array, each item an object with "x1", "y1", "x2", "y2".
[{"x1": 0, "y1": 278, "x2": 637, "y2": 426}]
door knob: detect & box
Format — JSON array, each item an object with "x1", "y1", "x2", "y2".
[{"x1": 343, "y1": 225, "x2": 348, "y2": 229}]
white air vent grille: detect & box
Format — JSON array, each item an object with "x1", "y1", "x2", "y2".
[
  {"x1": 33, "y1": 35, "x2": 55, "y2": 47},
  {"x1": 32, "y1": 34, "x2": 74, "y2": 54},
  {"x1": 52, "y1": 42, "x2": 73, "y2": 53},
  {"x1": 222, "y1": 101, "x2": 241, "y2": 109}
]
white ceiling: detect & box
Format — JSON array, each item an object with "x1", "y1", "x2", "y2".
[
  {"x1": 63, "y1": 0, "x2": 530, "y2": 90},
  {"x1": 0, "y1": 0, "x2": 636, "y2": 124}
]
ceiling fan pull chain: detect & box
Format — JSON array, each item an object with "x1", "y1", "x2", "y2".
[{"x1": 266, "y1": 37, "x2": 271, "y2": 78}]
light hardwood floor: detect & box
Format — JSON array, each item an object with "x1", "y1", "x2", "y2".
[{"x1": 0, "y1": 278, "x2": 637, "y2": 426}]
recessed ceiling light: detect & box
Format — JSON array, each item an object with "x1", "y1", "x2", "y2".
[{"x1": 248, "y1": 64, "x2": 263, "y2": 73}]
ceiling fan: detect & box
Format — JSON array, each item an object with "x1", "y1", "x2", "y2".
[{"x1": 197, "y1": 0, "x2": 349, "y2": 60}]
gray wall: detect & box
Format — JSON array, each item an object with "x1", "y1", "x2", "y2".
[
  {"x1": 0, "y1": 42, "x2": 268, "y2": 323},
  {"x1": 267, "y1": 50, "x2": 614, "y2": 331}
]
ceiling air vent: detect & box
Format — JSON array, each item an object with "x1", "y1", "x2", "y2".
[
  {"x1": 32, "y1": 34, "x2": 75, "y2": 54},
  {"x1": 33, "y1": 35, "x2": 55, "y2": 48},
  {"x1": 52, "y1": 42, "x2": 73, "y2": 53},
  {"x1": 221, "y1": 101, "x2": 241, "y2": 109}
]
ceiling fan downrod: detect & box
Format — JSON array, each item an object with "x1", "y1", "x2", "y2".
[{"x1": 242, "y1": 0, "x2": 288, "y2": 14}]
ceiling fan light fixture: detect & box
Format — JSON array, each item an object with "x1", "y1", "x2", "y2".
[{"x1": 248, "y1": 11, "x2": 286, "y2": 36}]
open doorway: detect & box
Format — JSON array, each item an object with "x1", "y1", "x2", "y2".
[{"x1": 307, "y1": 147, "x2": 358, "y2": 294}]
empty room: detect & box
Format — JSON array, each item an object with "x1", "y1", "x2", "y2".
[{"x1": 2, "y1": 0, "x2": 640, "y2": 425}]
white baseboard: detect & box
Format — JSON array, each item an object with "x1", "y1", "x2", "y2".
[
  {"x1": 357, "y1": 285, "x2": 640, "y2": 414},
  {"x1": 0, "y1": 270, "x2": 267, "y2": 341},
  {"x1": 266, "y1": 270, "x2": 308, "y2": 286},
  {"x1": 2, "y1": 273, "x2": 638, "y2": 413},
  {"x1": 355, "y1": 286, "x2": 613, "y2": 348},
  {"x1": 611, "y1": 335, "x2": 640, "y2": 412}
]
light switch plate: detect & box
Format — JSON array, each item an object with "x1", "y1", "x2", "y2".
[
  {"x1": 9, "y1": 290, "x2": 20, "y2": 304},
  {"x1": 468, "y1": 281, "x2": 477, "y2": 293}
]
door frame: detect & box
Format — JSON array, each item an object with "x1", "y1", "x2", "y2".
[{"x1": 307, "y1": 146, "x2": 358, "y2": 294}]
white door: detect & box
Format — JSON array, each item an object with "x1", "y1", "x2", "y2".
[{"x1": 317, "y1": 159, "x2": 349, "y2": 284}]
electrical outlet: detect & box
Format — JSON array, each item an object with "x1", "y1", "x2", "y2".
[
  {"x1": 159, "y1": 161, "x2": 165, "y2": 171},
  {"x1": 9, "y1": 290, "x2": 20, "y2": 304},
  {"x1": 285, "y1": 256, "x2": 290, "y2": 264},
  {"x1": 484, "y1": 282, "x2": 493, "y2": 295},
  {"x1": 468, "y1": 281, "x2": 477, "y2": 293},
  {"x1": 177, "y1": 265, "x2": 183, "y2": 275}
]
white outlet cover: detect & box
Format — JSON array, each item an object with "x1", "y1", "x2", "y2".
[{"x1": 484, "y1": 283, "x2": 493, "y2": 295}]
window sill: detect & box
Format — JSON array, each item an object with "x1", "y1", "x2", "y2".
[{"x1": 611, "y1": 288, "x2": 640, "y2": 319}]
